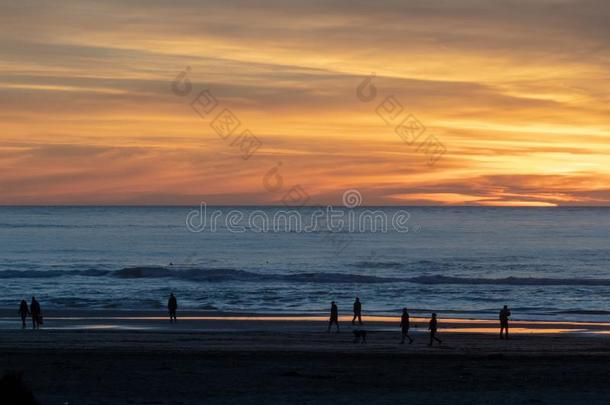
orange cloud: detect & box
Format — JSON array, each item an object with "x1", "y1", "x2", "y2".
[{"x1": 1, "y1": 0, "x2": 610, "y2": 205}]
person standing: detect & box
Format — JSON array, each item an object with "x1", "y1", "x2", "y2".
[
  {"x1": 18, "y1": 300, "x2": 30, "y2": 329},
  {"x1": 351, "y1": 297, "x2": 363, "y2": 325},
  {"x1": 400, "y1": 307, "x2": 414, "y2": 344},
  {"x1": 30, "y1": 297, "x2": 42, "y2": 329},
  {"x1": 428, "y1": 313, "x2": 442, "y2": 346},
  {"x1": 168, "y1": 293, "x2": 178, "y2": 323},
  {"x1": 499, "y1": 305, "x2": 511, "y2": 339},
  {"x1": 328, "y1": 301, "x2": 339, "y2": 333}
]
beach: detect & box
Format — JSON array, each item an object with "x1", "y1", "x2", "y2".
[
  {"x1": 4, "y1": 0, "x2": 610, "y2": 402},
  {"x1": 2, "y1": 311, "x2": 610, "y2": 404},
  {"x1": 3, "y1": 209, "x2": 610, "y2": 404}
]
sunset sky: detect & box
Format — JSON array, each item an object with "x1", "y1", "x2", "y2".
[{"x1": 1, "y1": 0, "x2": 609, "y2": 206}]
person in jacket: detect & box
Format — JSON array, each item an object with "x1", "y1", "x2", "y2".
[
  {"x1": 168, "y1": 293, "x2": 178, "y2": 323},
  {"x1": 18, "y1": 300, "x2": 30, "y2": 329},
  {"x1": 428, "y1": 313, "x2": 442, "y2": 346},
  {"x1": 351, "y1": 297, "x2": 363, "y2": 325},
  {"x1": 499, "y1": 305, "x2": 511, "y2": 339},
  {"x1": 30, "y1": 297, "x2": 42, "y2": 329},
  {"x1": 328, "y1": 301, "x2": 339, "y2": 333},
  {"x1": 400, "y1": 307, "x2": 414, "y2": 344}
]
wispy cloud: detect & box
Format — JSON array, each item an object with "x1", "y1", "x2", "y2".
[{"x1": 1, "y1": 0, "x2": 609, "y2": 205}]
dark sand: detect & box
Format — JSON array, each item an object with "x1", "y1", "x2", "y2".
[{"x1": 1, "y1": 311, "x2": 610, "y2": 404}]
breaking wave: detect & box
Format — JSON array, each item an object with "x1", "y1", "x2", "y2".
[{"x1": 2, "y1": 267, "x2": 610, "y2": 286}]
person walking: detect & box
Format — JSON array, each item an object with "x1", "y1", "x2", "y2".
[
  {"x1": 18, "y1": 300, "x2": 30, "y2": 329},
  {"x1": 168, "y1": 293, "x2": 178, "y2": 323},
  {"x1": 428, "y1": 313, "x2": 442, "y2": 346},
  {"x1": 328, "y1": 301, "x2": 339, "y2": 333},
  {"x1": 499, "y1": 305, "x2": 511, "y2": 339},
  {"x1": 30, "y1": 297, "x2": 42, "y2": 329},
  {"x1": 400, "y1": 307, "x2": 414, "y2": 344},
  {"x1": 351, "y1": 297, "x2": 363, "y2": 325}
]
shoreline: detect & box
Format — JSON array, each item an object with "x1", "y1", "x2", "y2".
[{"x1": 1, "y1": 308, "x2": 610, "y2": 335}]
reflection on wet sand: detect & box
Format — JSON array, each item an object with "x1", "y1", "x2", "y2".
[{"x1": 2, "y1": 313, "x2": 610, "y2": 335}]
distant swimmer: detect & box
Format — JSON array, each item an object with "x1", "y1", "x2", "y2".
[
  {"x1": 18, "y1": 300, "x2": 30, "y2": 329},
  {"x1": 30, "y1": 297, "x2": 42, "y2": 329},
  {"x1": 400, "y1": 307, "x2": 414, "y2": 344},
  {"x1": 168, "y1": 293, "x2": 178, "y2": 323},
  {"x1": 428, "y1": 313, "x2": 442, "y2": 346},
  {"x1": 352, "y1": 297, "x2": 363, "y2": 326},
  {"x1": 499, "y1": 305, "x2": 511, "y2": 339},
  {"x1": 328, "y1": 301, "x2": 339, "y2": 333}
]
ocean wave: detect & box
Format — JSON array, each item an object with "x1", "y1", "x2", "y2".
[
  {"x1": 556, "y1": 309, "x2": 610, "y2": 315},
  {"x1": 114, "y1": 267, "x2": 400, "y2": 283},
  {"x1": 2, "y1": 267, "x2": 610, "y2": 286},
  {"x1": 115, "y1": 267, "x2": 271, "y2": 281},
  {"x1": 351, "y1": 261, "x2": 403, "y2": 269},
  {"x1": 0, "y1": 269, "x2": 110, "y2": 278},
  {"x1": 406, "y1": 275, "x2": 610, "y2": 286}
]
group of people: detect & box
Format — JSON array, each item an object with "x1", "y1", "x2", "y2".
[
  {"x1": 19, "y1": 293, "x2": 512, "y2": 344},
  {"x1": 328, "y1": 298, "x2": 512, "y2": 345},
  {"x1": 327, "y1": 297, "x2": 365, "y2": 332},
  {"x1": 17, "y1": 297, "x2": 43, "y2": 329},
  {"x1": 164, "y1": 295, "x2": 512, "y2": 345}
]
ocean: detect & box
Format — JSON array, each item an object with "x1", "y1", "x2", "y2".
[{"x1": 1, "y1": 206, "x2": 609, "y2": 321}]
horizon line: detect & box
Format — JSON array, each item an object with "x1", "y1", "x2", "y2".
[{"x1": 1, "y1": 204, "x2": 610, "y2": 208}]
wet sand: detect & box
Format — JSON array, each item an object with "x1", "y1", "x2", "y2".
[
  {"x1": 1, "y1": 310, "x2": 610, "y2": 404},
  {"x1": 2, "y1": 308, "x2": 610, "y2": 334}
]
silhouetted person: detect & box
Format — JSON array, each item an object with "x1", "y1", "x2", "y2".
[
  {"x1": 400, "y1": 307, "x2": 414, "y2": 344},
  {"x1": 351, "y1": 297, "x2": 363, "y2": 325},
  {"x1": 30, "y1": 297, "x2": 42, "y2": 329},
  {"x1": 428, "y1": 313, "x2": 442, "y2": 346},
  {"x1": 18, "y1": 300, "x2": 30, "y2": 329},
  {"x1": 328, "y1": 301, "x2": 339, "y2": 333},
  {"x1": 168, "y1": 293, "x2": 178, "y2": 323},
  {"x1": 499, "y1": 305, "x2": 511, "y2": 339}
]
